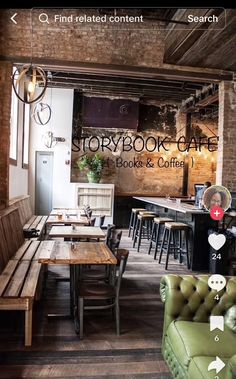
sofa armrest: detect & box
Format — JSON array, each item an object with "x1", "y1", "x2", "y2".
[
  {"x1": 160, "y1": 274, "x2": 205, "y2": 336},
  {"x1": 225, "y1": 355, "x2": 236, "y2": 379}
]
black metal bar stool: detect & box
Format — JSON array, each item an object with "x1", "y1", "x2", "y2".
[
  {"x1": 148, "y1": 217, "x2": 174, "y2": 259},
  {"x1": 128, "y1": 208, "x2": 146, "y2": 238},
  {"x1": 136, "y1": 211, "x2": 157, "y2": 242},
  {"x1": 159, "y1": 222, "x2": 191, "y2": 270},
  {"x1": 133, "y1": 212, "x2": 156, "y2": 252}
]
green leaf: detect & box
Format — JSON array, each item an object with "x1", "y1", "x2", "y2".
[{"x1": 77, "y1": 154, "x2": 105, "y2": 174}]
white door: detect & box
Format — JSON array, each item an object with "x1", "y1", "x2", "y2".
[{"x1": 35, "y1": 151, "x2": 53, "y2": 214}]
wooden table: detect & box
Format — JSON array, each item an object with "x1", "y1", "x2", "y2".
[
  {"x1": 50, "y1": 208, "x2": 79, "y2": 216},
  {"x1": 49, "y1": 226, "x2": 105, "y2": 240},
  {"x1": 46, "y1": 215, "x2": 89, "y2": 226},
  {"x1": 38, "y1": 240, "x2": 117, "y2": 333}
]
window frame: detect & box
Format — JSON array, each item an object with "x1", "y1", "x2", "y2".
[
  {"x1": 9, "y1": 67, "x2": 19, "y2": 165},
  {"x1": 22, "y1": 103, "x2": 30, "y2": 169}
]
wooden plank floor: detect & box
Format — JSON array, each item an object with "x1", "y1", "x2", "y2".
[{"x1": 0, "y1": 229, "x2": 195, "y2": 378}]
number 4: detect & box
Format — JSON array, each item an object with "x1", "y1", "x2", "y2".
[{"x1": 214, "y1": 294, "x2": 220, "y2": 301}]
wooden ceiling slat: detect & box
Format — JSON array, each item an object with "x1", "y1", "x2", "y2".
[
  {"x1": 164, "y1": 9, "x2": 224, "y2": 63},
  {"x1": 177, "y1": 11, "x2": 236, "y2": 70},
  {"x1": 164, "y1": 9, "x2": 236, "y2": 71}
]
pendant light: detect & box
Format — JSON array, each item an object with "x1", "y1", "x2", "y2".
[
  {"x1": 11, "y1": 10, "x2": 47, "y2": 104},
  {"x1": 12, "y1": 65, "x2": 47, "y2": 104},
  {"x1": 31, "y1": 102, "x2": 51, "y2": 125}
]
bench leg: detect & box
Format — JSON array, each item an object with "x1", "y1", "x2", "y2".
[{"x1": 25, "y1": 308, "x2": 33, "y2": 346}]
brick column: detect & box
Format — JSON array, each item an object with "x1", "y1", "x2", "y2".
[
  {"x1": 0, "y1": 61, "x2": 12, "y2": 209},
  {"x1": 216, "y1": 81, "x2": 236, "y2": 191}
]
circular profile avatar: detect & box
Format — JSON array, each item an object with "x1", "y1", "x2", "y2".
[{"x1": 202, "y1": 185, "x2": 232, "y2": 211}]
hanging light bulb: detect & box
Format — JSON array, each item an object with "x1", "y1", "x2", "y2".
[
  {"x1": 12, "y1": 65, "x2": 47, "y2": 104},
  {"x1": 27, "y1": 78, "x2": 35, "y2": 94}
]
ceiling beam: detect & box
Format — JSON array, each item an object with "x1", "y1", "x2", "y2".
[
  {"x1": 2, "y1": 55, "x2": 232, "y2": 82},
  {"x1": 51, "y1": 72, "x2": 205, "y2": 89},
  {"x1": 49, "y1": 79, "x2": 196, "y2": 93}
]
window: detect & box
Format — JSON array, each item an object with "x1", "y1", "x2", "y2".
[
  {"x1": 9, "y1": 67, "x2": 19, "y2": 165},
  {"x1": 22, "y1": 104, "x2": 30, "y2": 169}
]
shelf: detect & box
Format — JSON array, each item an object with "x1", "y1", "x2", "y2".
[
  {"x1": 83, "y1": 207, "x2": 110, "y2": 211},
  {"x1": 75, "y1": 184, "x2": 114, "y2": 224},
  {"x1": 78, "y1": 193, "x2": 112, "y2": 197}
]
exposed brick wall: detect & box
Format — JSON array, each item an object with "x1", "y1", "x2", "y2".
[
  {"x1": 0, "y1": 61, "x2": 12, "y2": 208},
  {"x1": 217, "y1": 81, "x2": 236, "y2": 191},
  {"x1": 0, "y1": 9, "x2": 165, "y2": 68},
  {"x1": 71, "y1": 98, "x2": 218, "y2": 196},
  {"x1": 187, "y1": 116, "x2": 217, "y2": 194}
]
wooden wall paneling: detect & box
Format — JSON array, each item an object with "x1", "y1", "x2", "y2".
[
  {"x1": 1, "y1": 208, "x2": 25, "y2": 259},
  {"x1": 0, "y1": 220, "x2": 9, "y2": 274}
]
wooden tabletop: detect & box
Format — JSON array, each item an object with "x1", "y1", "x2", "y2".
[
  {"x1": 38, "y1": 240, "x2": 117, "y2": 265},
  {"x1": 46, "y1": 215, "x2": 89, "y2": 225},
  {"x1": 49, "y1": 226, "x2": 105, "y2": 239},
  {"x1": 133, "y1": 196, "x2": 209, "y2": 215},
  {"x1": 50, "y1": 208, "x2": 80, "y2": 216}
]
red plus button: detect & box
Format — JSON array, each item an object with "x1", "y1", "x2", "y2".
[{"x1": 210, "y1": 206, "x2": 225, "y2": 220}]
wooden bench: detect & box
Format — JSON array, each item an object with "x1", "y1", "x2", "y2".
[
  {"x1": 0, "y1": 207, "x2": 45, "y2": 346},
  {"x1": 9, "y1": 195, "x2": 48, "y2": 240}
]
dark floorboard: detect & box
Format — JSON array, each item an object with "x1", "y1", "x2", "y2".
[{"x1": 0, "y1": 229, "x2": 195, "y2": 378}]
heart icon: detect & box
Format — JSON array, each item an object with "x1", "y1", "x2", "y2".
[{"x1": 208, "y1": 234, "x2": 226, "y2": 251}]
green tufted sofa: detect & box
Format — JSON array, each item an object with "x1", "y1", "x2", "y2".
[{"x1": 160, "y1": 275, "x2": 236, "y2": 379}]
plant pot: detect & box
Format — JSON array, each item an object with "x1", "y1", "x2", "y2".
[{"x1": 87, "y1": 171, "x2": 101, "y2": 183}]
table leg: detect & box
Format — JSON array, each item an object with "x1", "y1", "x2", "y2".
[
  {"x1": 47, "y1": 264, "x2": 81, "y2": 335},
  {"x1": 47, "y1": 266, "x2": 73, "y2": 320},
  {"x1": 70, "y1": 265, "x2": 74, "y2": 317},
  {"x1": 72, "y1": 264, "x2": 80, "y2": 334}
]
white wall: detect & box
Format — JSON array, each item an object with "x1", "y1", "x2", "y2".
[
  {"x1": 29, "y1": 88, "x2": 76, "y2": 212},
  {"x1": 9, "y1": 98, "x2": 28, "y2": 199}
]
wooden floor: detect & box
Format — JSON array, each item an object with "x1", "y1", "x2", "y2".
[{"x1": 0, "y1": 229, "x2": 195, "y2": 378}]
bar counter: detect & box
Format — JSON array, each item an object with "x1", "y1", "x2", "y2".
[
  {"x1": 133, "y1": 196, "x2": 216, "y2": 272},
  {"x1": 134, "y1": 197, "x2": 207, "y2": 215}
]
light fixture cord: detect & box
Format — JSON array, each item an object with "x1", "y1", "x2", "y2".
[
  {"x1": 48, "y1": 77, "x2": 53, "y2": 130},
  {"x1": 30, "y1": 8, "x2": 33, "y2": 65}
]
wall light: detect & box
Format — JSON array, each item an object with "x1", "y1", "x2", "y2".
[
  {"x1": 12, "y1": 65, "x2": 47, "y2": 104},
  {"x1": 43, "y1": 131, "x2": 65, "y2": 148}
]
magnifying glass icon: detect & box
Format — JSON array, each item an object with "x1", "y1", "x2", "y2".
[{"x1": 39, "y1": 13, "x2": 49, "y2": 24}]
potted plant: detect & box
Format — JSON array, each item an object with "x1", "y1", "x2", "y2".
[{"x1": 77, "y1": 154, "x2": 105, "y2": 183}]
